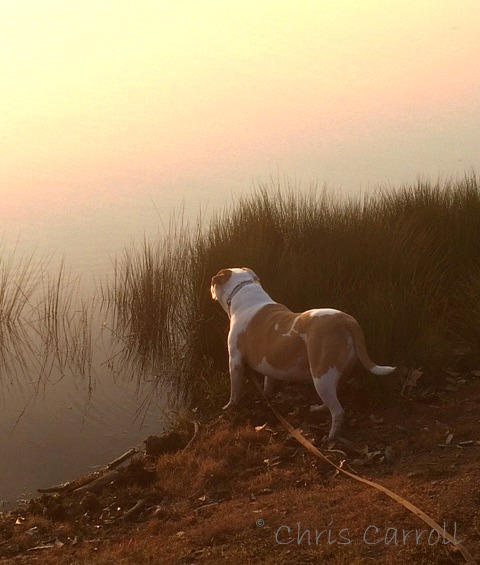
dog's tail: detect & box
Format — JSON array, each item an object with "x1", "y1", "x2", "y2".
[{"x1": 350, "y1": 320, "x2": 396, "y2": 376}]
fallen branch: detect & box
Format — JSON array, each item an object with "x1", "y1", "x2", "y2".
[
  {"x1": 73, "y1": 470, "x2": 120, "y2": 495},
  {"x1": 107, "y1": 447, "x2": 139, "y2": 470},
  {"x1": 38, "y1": 446, "x2": 140, "y2": 494},
  {"x1": 37, "y1": 482, "x2": 75, "y2": 494}
]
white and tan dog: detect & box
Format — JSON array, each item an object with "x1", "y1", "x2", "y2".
[{"x1": 211, "y1": 267, "x2": 395, "y2": 440}]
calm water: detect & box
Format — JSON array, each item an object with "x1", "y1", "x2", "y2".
[{"x1": 0, "y1": 191, "x2": 192, "y2": 508}]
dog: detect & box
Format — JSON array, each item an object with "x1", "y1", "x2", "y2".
[{"x1": 211, "y1": 267, "x2": 395, "y2": 440}]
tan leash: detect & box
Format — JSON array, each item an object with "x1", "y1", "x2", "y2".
[{"x1": 251, "y1": 377, "x2": 477, "y2": 564}]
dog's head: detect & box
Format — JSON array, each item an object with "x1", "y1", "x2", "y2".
[{"x1": 210, "y1": 267, "x2": 259, "y2": 313}]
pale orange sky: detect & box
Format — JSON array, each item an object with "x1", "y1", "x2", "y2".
[{"x1": 1, "y1": 1, "x2": 480, "y2": 228}]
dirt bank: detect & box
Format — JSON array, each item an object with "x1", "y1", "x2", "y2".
[{"x1": 1, "y1": 370, "x2": 479, "y2": 564}]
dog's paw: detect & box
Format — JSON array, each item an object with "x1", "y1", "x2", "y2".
[
  {"x1": 222, "y1": 402, "x2": 235, "y2": 411},
  {"x1": 310, "y1": 404, "x2": 328, "y2": 414},
  {"x1": 320, "y1": 434, "x2": 338, "y2": 448}
]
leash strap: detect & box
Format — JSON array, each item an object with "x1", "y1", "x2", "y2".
[{"x1": 250, "y1": 376, "x2": 477, "y2": 564}]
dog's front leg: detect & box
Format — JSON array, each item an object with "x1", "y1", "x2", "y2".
[{"x1": 223, "y1": 356, "x2": 245, "y2": 410}]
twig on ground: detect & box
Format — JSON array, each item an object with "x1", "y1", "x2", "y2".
[
  {"x1": 123, "y1": 499, "x2": 147, "y2": 521},
  {"x1": 182, "y1": 421, "x2": 200, "y2": 452}
]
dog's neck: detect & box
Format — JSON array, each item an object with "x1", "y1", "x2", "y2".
[
  {"x1": 226, "y1": 279, "x2": 256, "y2": 311},
  {"x1": 226, "y1": 281, "x2": 275, "y2": 317}
]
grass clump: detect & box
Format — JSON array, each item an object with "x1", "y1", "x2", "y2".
[
  {"x1": 106, "y1": 174, "x2": 480, "y2": 411},
  {"x1": 0, "y1": 251, "x2": 97, "y2": 393}
]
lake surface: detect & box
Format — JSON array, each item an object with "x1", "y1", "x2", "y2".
[
  {"x1": 1, "y1": 185, "x2": 215, "y2": 507},
  {"x1": 0, "y1": 238, "x2": 169, "y2": 508}
]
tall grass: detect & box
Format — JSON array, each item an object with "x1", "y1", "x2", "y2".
[
  {"x1": 101, "y1": 216, "x2": 196, "y2": 398},
  {"x1": 35, "y1": 262, "x2": 94, "y2": 381},
  {"x1": 106, "y1": 174, "x2": 480, "y2": 410}
]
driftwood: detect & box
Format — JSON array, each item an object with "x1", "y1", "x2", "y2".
[
  {"x1": 37, "y1": 482, "x2": 74, "y2": 495},
  {"x1": 107, "y1": 447, "x2": 139, "y2": 470},
  {"x1": 37, "y1": 447, "x2": 139, "y2": 494},
  {"x1": 72, "y1": 470, "x2": 121, "y2": 495},
  {"x1": 37, "y1": 426, "x2": 194, "y2": 497}
]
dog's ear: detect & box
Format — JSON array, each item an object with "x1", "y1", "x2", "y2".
[
  {"x1": 212, "y1": 269, "x2": 232, "y2": 286},
  {"x1": 242, "y1": 267, "x2": 260, "y2": 282},
  {"x1": 210, "y1": 269, "x2": 232, "y2": 299},
  {"x1": 210, "y1": 284, "x2": 217, "y2": 300}
]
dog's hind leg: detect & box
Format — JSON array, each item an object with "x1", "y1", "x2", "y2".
[
  {"x1": 311, "y1": 367, "x2": 345, "y2": 441},
  {"x1": 307, "y1": 328, "x2": 357, "y2": 440}
]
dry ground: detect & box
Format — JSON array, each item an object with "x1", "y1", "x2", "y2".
[{"x1": 1, "y1": 369, "x2": 480, "y2": 564}]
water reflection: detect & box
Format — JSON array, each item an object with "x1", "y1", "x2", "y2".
[
  {"x1": 0, "y1": 255, "x2": 172, "y2": 508},
  {"x1": 0, "y1": 261, "x2": 92, "y2": 393}
]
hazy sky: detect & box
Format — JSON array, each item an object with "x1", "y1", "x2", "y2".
[{"x1": 1, "y1": 1, "x2": 480, "y2": 264}]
